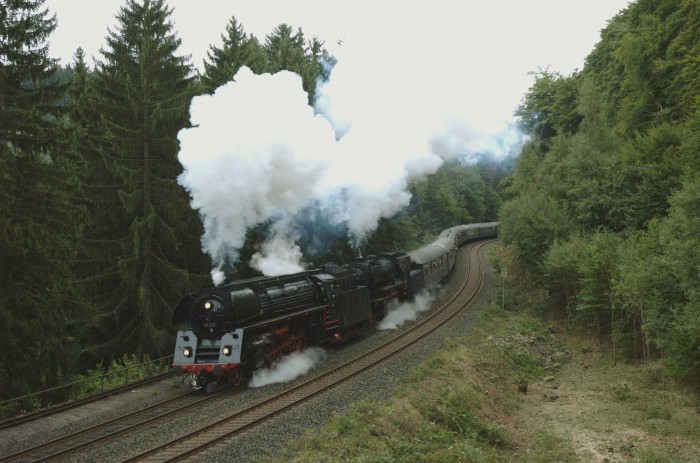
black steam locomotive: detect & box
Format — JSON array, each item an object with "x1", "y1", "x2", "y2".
[{"x1": 172, "y1": 222, "x2": 498, "y2": 387}]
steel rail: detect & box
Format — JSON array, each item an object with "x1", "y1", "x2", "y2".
[
  {"x1": 0, "y1": 371, "x2": 173, "y2": 431},
  {"x1": 0, "y1": 387, "x2": 231, "y2": 463}
]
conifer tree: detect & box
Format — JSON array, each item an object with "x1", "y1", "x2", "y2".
[
  {"x1": 88, "y1": 0, "x2": 207, "y2": 361},
  {"x1": 0, "y1": 0, "x2": 81, "y2": 399},
  {"x1": 265, "y1": 23, "x2": 327, "y2": 102},
  {"x1": 65, "y1": 48, "x2": 130, "y2": 368},
  {"x1": 200, "y1": 16, "x2": 268, "y2": 94}
]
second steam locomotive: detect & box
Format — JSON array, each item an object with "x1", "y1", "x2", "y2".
[{"x1": 172, "y1": 222, "x2": 498, "y2": 387}]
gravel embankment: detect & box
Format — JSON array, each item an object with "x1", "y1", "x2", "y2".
[{"x1": 1, "y1": 244, "x2": 495, "y2": 463}]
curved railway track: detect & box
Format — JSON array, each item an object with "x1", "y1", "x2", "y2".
[
  {"x1": 0, "y1": 239, "x2": 495, "y2": 463},
  {"x1": 0, "y1": 388, "x2": 229, "y2": 463},
  {"x1": 125, "y1": 239, "x2": 496, "y2": 463}
]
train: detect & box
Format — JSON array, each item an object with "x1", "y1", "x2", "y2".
[{"x1": 171, "y1": 222, "x2": 499, "y2": 387}]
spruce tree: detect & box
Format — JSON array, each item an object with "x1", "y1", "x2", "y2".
[
  {"x1": 265, "y1": 23, "x2": 327, "y2": 102},
  {"x1": 65, "y1": 48, "x2": 130, "y2": 369},
  {"x1": 0, "y1": 0, "x2": 81, "y2": 399},
  {"x1": 200, "y1": 16, "x2": 268, "y2": 94},
  {"x1": 88, "y1": 0, "x2": 207, "y2": 361}
]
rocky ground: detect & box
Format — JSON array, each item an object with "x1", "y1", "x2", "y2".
[{"x1": 510, "y1": 330, "x2": 700, "y2": 462}]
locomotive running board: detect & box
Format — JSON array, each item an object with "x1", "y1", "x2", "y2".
[{"x1": 242, "y1": 304, "x2": 327, "y2": 332}]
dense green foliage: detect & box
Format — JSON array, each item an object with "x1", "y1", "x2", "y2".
[
  {"x1": 501, "y1": 0, "x2": 699, "y2": 382},
  {"x1": 1, "y1": 0, "x2": 502, "y2": 403},
  {"x1": 0, "y1": 0, "x2": 84, "y2": 400}
]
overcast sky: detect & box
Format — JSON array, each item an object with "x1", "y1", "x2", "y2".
[{"x1": 47, "y1": 1, "x2": 631, "y2": 113}]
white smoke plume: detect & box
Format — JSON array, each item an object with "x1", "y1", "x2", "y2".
[
  {"x1": 250, "y1": 221, "x2": 306, "y2": 276},
  {"x1": 377, "y1": 292, "x2": 435, "y2": 331},
  {"x1": 248, "y1": 347, "x2": 326, "y2": 388},
  {"x1": 177, "y1": 5, "x2": 530, "y2": 280},
  {"x1": 178, "y1": 68, "x2": 335, "y2": 278}
]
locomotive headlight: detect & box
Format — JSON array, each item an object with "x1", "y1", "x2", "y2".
[
  {"x1": 222, "y1": 345, "x2": 232, "y2": 356},
  {"x1": 183, "y1": 346, "x2": 193, "y2": 358},
  {"x1": 204, "y1": 301, "x2": 212, "y2": 310}
]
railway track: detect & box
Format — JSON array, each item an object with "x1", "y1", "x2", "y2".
[
  {"x1": 0, "y1": 371, "x2": 173, "y2": 431},
  {"x1": 0, "y1": 239, "x2": 494, "y2": 463},
  {"x1": 0, "y1": 387, "x2": 230, "y2": 463},
  {"x1": 123, "y1": 239, "x2": 495, "y2": 462}
]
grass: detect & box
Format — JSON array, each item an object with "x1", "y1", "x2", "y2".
[
  {"x1": 525, "y1": 429, "x2": 579, "y2": 463},
  {"x1": 258, "y1": 250, "x2": 699, "y2": 462},
  {"x1": 258, "y1": 300, "x2": 700, "y2": 462},
  {"x1": 261, "y1": 305, "x2": 562, "y2": 463}
]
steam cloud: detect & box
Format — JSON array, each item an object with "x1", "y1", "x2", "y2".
[
  {"x1": 377, "y1": 291, "x2": 435, "y2": 330},
  {"x1": 177, "y1": 68, "x2": 334, "y2": 282},
  {"x1": 249, "y1": 347, "x2": 326, "y2": 388},
  {"x1": 249, "y1": 219, "x2": 307, "y2": 276},
  {"x1": 177, "y1": 13, "x2": 528, "y2": 282}
]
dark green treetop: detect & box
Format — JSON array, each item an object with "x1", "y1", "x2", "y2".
[
  {"x1": 200, "y1": 15, "x2": 268, "y2": 94},
  {"x1": 87, "y1": 0, "x2": 206, "y2": 360},
  {"x1": 265, "y1": 23, "x2": 327, "y2": 102}
]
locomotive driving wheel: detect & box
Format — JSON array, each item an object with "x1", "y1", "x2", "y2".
[
  {"x1": 264, "y1": 347, "x2": 281, "y2": 368},
  {"x1": 231, "y1": 367, "x2": 241, "y2": 387},
  {"x1": 196, "y1": 371, "x2": 209, "y2": 388}
]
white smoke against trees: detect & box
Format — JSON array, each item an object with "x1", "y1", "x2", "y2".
[
  {"x1": 249, "y1": 347, "x2": 326, "y2": 388},
  {"x1": 250, "y1": 220, "x2": 307, "y2": 276},
  {"x1": 177, "y1": 68, "x2": 335, "y2": 282},
  {"x1": 177, "y1": 5, "x2": 529, "y2": 281}
]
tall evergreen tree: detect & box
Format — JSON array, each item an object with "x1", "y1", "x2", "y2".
[
  {"x1": 302, "y1": 36, "x2": 332, "y2": 104},
  {"x1": 265, "y1": 24, "x2": 305, "y2": 72},
  {"x1": 0, "y1": 0, "x2": 82, "y2": 399},
  {"x1": 87, "y1": 0, "x2": 207, "y2": 361},
  {"x1": 200, "y1": 16, "x2": 268, "y2": 94},
  {"x1": 66, "y1": 48, "x2": 130, "y2": 368},
  {"x1": 265, "y1": 23, "x2": 326, "y2": 102}
]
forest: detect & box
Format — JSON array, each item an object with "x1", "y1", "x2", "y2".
[
  {"x1": 0, "y1": 0, "x2": 506, "y2": 402},
  {"x1": 501, "y1": 0, "x2": 699, "y2": 384},
  {"x1": 2, "y1": 0, "x2": 698, "y2": 405}
]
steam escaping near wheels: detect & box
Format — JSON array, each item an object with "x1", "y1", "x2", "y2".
[
  {"x1": 377, "y1": 291, "x2": 435, "y2": 330},
  {"x1": 249, "y1": 347, "x2": 327, "y2": 388},
  {"x1": 245, "y1": 294, "x2": 435, "y2": 387}
]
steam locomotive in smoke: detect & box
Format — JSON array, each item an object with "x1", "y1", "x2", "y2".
[{"x1": 172, "y1": 222, "x2": 499, "y2": 387}]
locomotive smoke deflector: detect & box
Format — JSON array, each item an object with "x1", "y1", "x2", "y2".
[{"x1": 172, "y1": 293, "x2": 196, "y2": 324}]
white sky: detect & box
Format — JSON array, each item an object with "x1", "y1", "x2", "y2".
[{"x1": 47, "y1": 1, "x2": 632, "y2": 96}]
